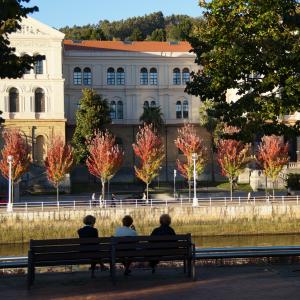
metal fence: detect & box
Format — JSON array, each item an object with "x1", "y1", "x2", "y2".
[{"x1": 0, "y1": 195, "x2": 300, "y2": 213}]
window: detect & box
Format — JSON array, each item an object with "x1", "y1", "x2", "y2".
[
  {"x1": 173, "y1": 68, "x2": 181, "y2": 85},
  {"x1": 117, "y1": 101, "x2": 124, "y2": 119},
  {"x1": 9, "y1": 88, "x2": 20, "y2": 113},
  {"x1": 176, "y1": 101, "x2": 182, "y2": 119},
  {"x1": 182, "y1": 68, "x2": 190, "y2": 84},
  {"x1": 83, "y1": 67, "x2": 92, "y2": 85},
  {"x1": 35, "y1": 88, "x2": 45, "y2": 113},
  {"x1": 117, "y1": 68, "x2": 125, "y2": 85},
  {"x1": 149, "y1": 68, "x2": 158, "y2": 85},
  {"x1": 34, "y1": 58, "x2": 43, "y2": 74},
  {"x1": 73, "y1": 67, "x2": 82, "y2": 85},
  {"x1": 143, "y1": 101, "x2": 149, "y2": 109},
  {"x1": 107, "y1": 67, "x2": 115, "y2": 85},
  {"x1": 183, "y1": 100, "x2": 189, "y2": 119},
  {"x1": 110, "y1": 101, "x2": 116, "y2": 119},
  {"x1": 150, "y1": 101, "x2": 156, "y2": 108},
  {"x1": 140, "y1": 68, "x2": 148, "y2": 85}
]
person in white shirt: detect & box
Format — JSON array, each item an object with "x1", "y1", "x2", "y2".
[{"x1": 114, "y1": 215, "x2": 137, "y2": 275}]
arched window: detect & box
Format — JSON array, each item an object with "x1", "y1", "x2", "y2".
[
  {"x1": 73, "y1": 67, "x2": 82, "y2": 85},
  {"x1": 140, "y1": 68, "x2": 148, "y2": 85},
  {"x1": 182, "y1": 68, "x2": 190, "y2": 84},
  {"x1": 83, "y1": 67, "x2": 92, "y2": 85},
  {"x1": 176, "y1": 101, "x2": 182, "y2": 119},
  {"x1": 150, "y1": 100, "x2": 156, "y2": 108},
  {"x1": 149, "y1": 68, "x2": 158, "y2": 85},
  {"x1": 107, "y1": 67, "x2": 115, "y2": 85},
  {"x1": 35, "y1": 88, "x2": 45, "y2": 113},
  {"x1": 117, "y1": 101, "x2": 123, "y2": 119},
  {"x1": 143, "y1": 101, "x2": 149, "y2": 109},
  {"x1": 9, "y1": 88, "x2": 20, "y2": 113},
  {"x1": 183, "y1": 100, "x2": 189, "y2": 119},
  {"x1": 110, "y1": 101, "x2": 116, "y2": 119},
  {"x1": 34, "y1": 57, "x2": 44, "y2": 74},
  {"x1": 116, "y1": 68, "x2": 125, "y2": 85},
  {"x1": 173, "y1": 68, "x2": 181, "y2": 85}
]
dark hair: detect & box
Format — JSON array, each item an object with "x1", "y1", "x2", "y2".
[
  {"x1": 83, "y1": 215, "x2": 96, "y2": 226},
  {"x1": 122, "y1": 215, "x2": 133, "y2": 227},
  {"x1": 160, "y1": 214, "x2": 171, "y2": 226}
]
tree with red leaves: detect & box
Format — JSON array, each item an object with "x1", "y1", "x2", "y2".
[
  {"x1": 217, "y1": 139, "x2": 252, "y2": 200},
  {"x1": 133, "y1": 124, "x2": 164, "y2": 201},
  {"x1": 45, "y1": 136, "x2": 74, "y2": 203},
  {"x1": 175, "y1": 123, "x2": 207, "y2": 200},
  {"x1": 86, "y1": 131, "x2": 124, "y2": 200},
  {"x1": 0, "y1": 129, "x2": 31, "y2": 202},
  {"x1": 257, "y1": 135, "x2": 289, "y2": 198}
]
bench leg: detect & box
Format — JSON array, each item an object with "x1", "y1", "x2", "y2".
[{"x1": 27, "y1": 264, "x2": 35, "y2": 289}]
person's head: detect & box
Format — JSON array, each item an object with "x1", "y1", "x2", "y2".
[
  {"x1": 83, "y1": 215, "x2": 96, "y2": 226},
  {"x1": 122, "y1": 215, "x2": 133, "y2": 227},
  {"x1": 160, "y1": 214, "x2": 171, "y2": 226}
]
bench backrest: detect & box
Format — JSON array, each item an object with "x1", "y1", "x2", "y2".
[
  {"x1": 29, "y1": 237, "x2": 112, "y2": 263},
  {"x1": 112, "y1": 234, "x2": 192, "y2": 259}
]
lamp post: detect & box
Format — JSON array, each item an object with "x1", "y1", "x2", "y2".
[
  {"x1": 192, "y1": 153, "x2": 198, "y2": 207},
  {"x1": 173, "y1": 169, "x2": 177, "y2": 199},
  {"x1": 7, "y1": 155, "x2": 13, "y2": 212}
]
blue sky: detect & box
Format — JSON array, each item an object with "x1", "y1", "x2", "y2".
[{"x1": 27, "y1": 0, "x2": 203, "y2": 29}]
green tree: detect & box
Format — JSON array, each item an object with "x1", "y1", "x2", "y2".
[
  {"x1": 186, "y1": 0, "x2": 300, "y2": 141},
  {"x1": 139, "y1": 106, "x2": 164, "y2": 131},
  {"x1": 0, "y1": 0, "x2": 44, "y2": 78},
  {"x1": 149, "y1": 28, "x2": 166, "y2": 41},
  {"x1": 129, "y1": 28, "x2": 144, "y2": 41},
  {"x1": 72, "y1": 89, "x2": 111, "y2": 163}
]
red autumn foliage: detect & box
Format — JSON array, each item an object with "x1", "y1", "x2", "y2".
[
  {"x1": 133, "y1": 124, "x2": 164, "y2": 199},
  {"x1": 45, "y1": 136, "x2": 73, "y2": 191},
  {"x1": 86, "y1": 130, "x2": 124, "y2": 199},
  {"x1": 217, "y1": 139, "x2": 252, "y2": 198},
  {"x1": 257, "y1": 135, "x2": 289, "y2": 192},
  {"x1": 0, "y1": 129, "x2": 30, "y2": 182},
  {"x1": 174, "y1": 123, "x2": 207, "y2": 182}
]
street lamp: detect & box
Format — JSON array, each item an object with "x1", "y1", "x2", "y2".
[
  {"x1": 173, "y1": 169, "x2": 177, "y2": 199},
  {"x1": 7, "y1": 155, "x2": 13, "y2": 212},
  {"x1": 191, "y1": 153, "x2": 198, "y2": 207}
]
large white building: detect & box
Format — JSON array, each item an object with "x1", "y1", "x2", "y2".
[
  {"x1": 0, "y1": 17, "x2": 210, "y2": 181},
  {"x1": 1, "y1": 17, "x2": 298, "y2": 184}
]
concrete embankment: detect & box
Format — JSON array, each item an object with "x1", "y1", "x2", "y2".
[{"x1": 1, "y1": 204, "x2": 300, "y2": 244}]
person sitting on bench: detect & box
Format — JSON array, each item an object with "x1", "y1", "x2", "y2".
[
  {"x1": 114, "y1": 215, "x2": 137, "y2": 275},
  {"x1": 77, "y1": 215, "x2": 108, "y2": 277},
  {"x1": 149, "y1": 214, "x2": 176, "y2": 273}
]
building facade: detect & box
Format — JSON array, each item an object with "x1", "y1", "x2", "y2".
[{"x1": 1, "y1": 17, "x2": 298, "y2": 184}]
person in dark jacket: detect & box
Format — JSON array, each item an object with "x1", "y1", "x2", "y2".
[
  {"x1": 77, "y1": 215, "x2": 107, "y2": 277},
  {"x1": 149, "y1": 214, "x2": 176, "y2": 273}
]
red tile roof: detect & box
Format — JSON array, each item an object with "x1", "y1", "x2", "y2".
[{"x1": 63, "y1": 40, "x2": 192, "y2": 52}]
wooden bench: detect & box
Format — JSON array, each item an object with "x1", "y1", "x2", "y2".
[
  {"x1": 111, "y1": 234, "x2": 195, "y2": 283},
  {"x1": 27, "y1": 237, "x2": 112, "y2": 289},
  {"x1": 27, "y1": 234, "x2": 194, "y2": 288}
]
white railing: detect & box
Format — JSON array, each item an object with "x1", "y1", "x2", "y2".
[{"x1": 0, "y1": 195, "x2": 299, "y2": 213}]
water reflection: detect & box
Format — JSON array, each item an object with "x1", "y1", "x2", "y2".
[{"x1": 1, "y1": 234, "x2": 300, "y2": 256}]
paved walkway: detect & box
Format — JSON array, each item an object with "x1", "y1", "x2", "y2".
[{"x1": 1, "y1": 264, "x2": 300, "y2": 299}]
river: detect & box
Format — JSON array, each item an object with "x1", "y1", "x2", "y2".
[{"x1": 1, "y1": 233, "x2": 300, "y2": 257}]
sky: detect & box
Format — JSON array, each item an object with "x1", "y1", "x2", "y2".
[{"x1": 27, "y1": 0, "x2": 203, "y2": 29}]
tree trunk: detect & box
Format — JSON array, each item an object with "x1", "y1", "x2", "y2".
[
  {"x1": 265, "y1": 176, "x2": 268, "y2": 199},
  {"x1": 230, "y1": 178, "x2": 233, "y2": 201},
  {"x1": 146, "y1": 183, "x2": 149, "y2": 204},
  {"x1": 210, "y1": 133, "x2": 215, "y2": 182},
  {"x1": 272, "y1": 180, "x2": 275, "y2": 199},
  {"x1": 56, "y1": 184, "x2": 59, "y2": 204},
  {"x1": 101, "y1": 180, "x2": 105, "y2": 201},
  {"x1": 188, "y1": 180, "x2": 191, "y2": 202},
  {"x1": 11, "y1": 179, "x2": 14, "y2": 205}
]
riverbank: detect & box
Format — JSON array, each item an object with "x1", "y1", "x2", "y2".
[{"x1": 2, "y1": 204, "x2": 300, "y2": 244}]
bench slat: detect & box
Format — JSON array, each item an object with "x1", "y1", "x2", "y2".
[
  {"x1": 30, "y1": 237, "x2": 111, "y2": 246},
  {"x1": 115, "y1": 248, "x2": 188, "y2": 258},
  {"x1": 32, "y1": 244, "x2": 111, "y2": 253},
  {"x1": 114, "y1": 241, "x2": 189, "y2": 250}
]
